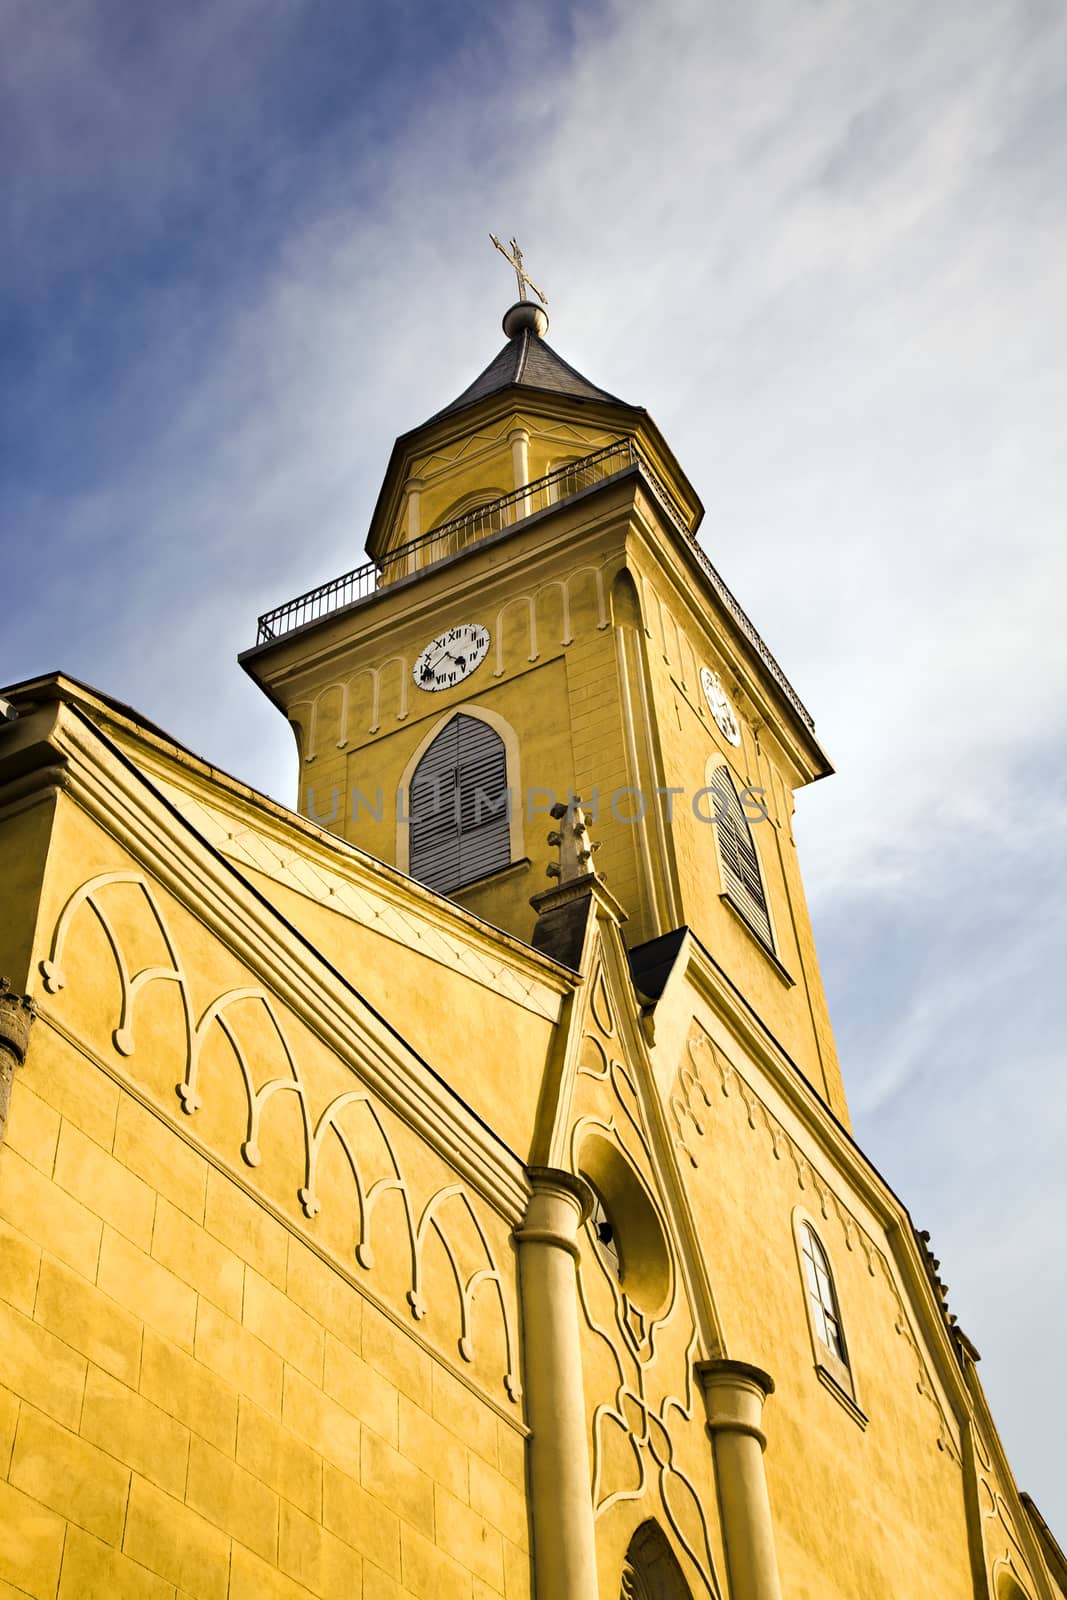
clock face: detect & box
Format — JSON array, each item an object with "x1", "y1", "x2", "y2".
[
  {"x1": 413, "y1": 624, "x2": 490, "y2": 692},
  {"x1": 700, "y1": 667, "x2": 742, "y2": 746}
]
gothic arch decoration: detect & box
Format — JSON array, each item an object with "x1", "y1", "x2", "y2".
[
  {"x1": 979, "y1": 1427, "x2": 1040, "y2": 1600},
  {"x1": 288, "y1": 698, "x2": 315, "y2": 764},
  {"x1": 493, "y1": 594, "x2": 538, "y2": 675},
  {"x1": 567, "y1": 980, "x2": 721, "y2": 1599},
  {"x1": 673, "y1": 1025, "x2": 963, "y2": 1461},
  {"x1": 533, "y1": 578, "x2": 574, "y2": 648},
  {"x1": 567, "y1": 562, "x2": 610, "y2": 630},
  {"x1": 621, "y1": 1520, "x2": 696, "y2": 1600},
  {"x1": 294, "y1": 658, "x2": 415, "y2": 761},
  {"x1": 39, "y1": 870, "x2": 521, "y2": 1403},
  {"x1": 993, "y1": 1561, "x2": 1033, "y2": 1600},
  {"x1": 395, "y1": 702, "x2": 524, "y2": 876}
]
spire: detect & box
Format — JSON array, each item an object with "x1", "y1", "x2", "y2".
[{"x1": 423, "y1": 303, "x2": 628, "y2": 427}]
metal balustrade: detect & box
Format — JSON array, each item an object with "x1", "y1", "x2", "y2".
[
  {"x1": 255, "y1": 440, "x2": 642, "y2": 645},
  {"x1": 252, "y1": 437, "x2": 815, "y2": 734}
]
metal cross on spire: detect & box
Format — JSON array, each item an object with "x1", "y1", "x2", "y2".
[{"x1": 489, "y1": 234, "x2": 548, "y2": 307}]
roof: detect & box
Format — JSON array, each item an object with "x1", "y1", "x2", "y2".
[
  {"x1": 423, "y1": 326, "x2": 628, "y2": 425},
  {"x1": 627, "y1": 927, "x2": 689, "y2": 1002}
]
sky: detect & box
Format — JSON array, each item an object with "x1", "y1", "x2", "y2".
[{"x1": 3, "y1": 0, "x2": 1066, "y2": 1541}]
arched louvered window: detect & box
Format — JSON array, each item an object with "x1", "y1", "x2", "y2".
[
  {"x1": 709, "y1": 764, "x2": 773, "y2": 951},
  {"x1": 408, "y1": 713, "x2": 511, "y2": 894}
]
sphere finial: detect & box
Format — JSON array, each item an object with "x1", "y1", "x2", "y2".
[{"x1": 503, "y1": 301, "x2": 549, "y2": 339}]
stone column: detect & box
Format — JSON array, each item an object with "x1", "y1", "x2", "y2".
[
  {"x1": 696, "y1": 1359, "x2": 783, "y2": 1600},
  {"x1": 0, "y1": 978, "x2": 36, "y2": 1147},
  {"x1": 515, "y1": 1167, "x2": 598, "y2": 1600},
  {"x1": 403, "y1": 476, "x2": 424, "y2": 568},
  {"x1": 509, "y1": 428, "x2": 531, "y2": 518}
]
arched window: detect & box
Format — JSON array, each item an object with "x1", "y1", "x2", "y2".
[
  {"x1": 620, "y1": 1520, "x2": 693, "y2": 1600},
  {"x1": 708, "y1": 763, "x2": 773, "y2": 951},
  {"x1": 588, "y1": 1188, "x2": 623, "y2": 1282},
  {"x1": 546, "y1": 457, "x2": 584, "y2": 505},
  {"x1": 436, "y1": 487, "x2": 508, "y2": 549},
  {"x1": 408, "y1": 713, "x2": 510, "y2": 894},
  {"x1": 794, "y1": 1215, "x2": 863, "y2": 1420},
  {"x1": 800, "y1": 1223, "x2": 847, "y2": 1365}
]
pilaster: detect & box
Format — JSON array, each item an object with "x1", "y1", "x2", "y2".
[
  {"x1": 515, "y1": 1166, "x2": 598, "y2": 1600},
  {"x1": 696, "y1": 1359, "x2": 783, "y2": 1600}
]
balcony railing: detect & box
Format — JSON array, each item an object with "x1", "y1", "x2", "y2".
[
  {"x1": 253, "y1": 437, "x2": 815, "y2": 734},
  {"x1": 255, "y1": 441, "x2": 645, "y2": 645},
  {"x1": 689, "y1": 544, "x2": 816, "y2": 733}
]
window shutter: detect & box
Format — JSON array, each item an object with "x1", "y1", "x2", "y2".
[
  {"x1": 711, "y1": 764, "x2": 773, "y2": 950},
  {"x1": 409, "y1": 715, "x2": 510, "y2": 893}
]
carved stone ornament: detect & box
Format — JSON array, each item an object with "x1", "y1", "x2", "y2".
[{"x1": 0, "y1": 977, "x2": 37, "y2": 1144}]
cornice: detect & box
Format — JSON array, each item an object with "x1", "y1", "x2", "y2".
[
  {"x1": 36, "y1": 703, "x2": 532, "y2": 1222},
  {"x1": 625, "y1": 494, "x2": 830, "y2": 786},
  {"x1": 45, "y1": 681, "x2": 575, "y2": 1004},
  {"x1": 120, "y1": 739, "x2": 570, "y2": 1023},
  {"x1": 245, "y1": 474, "x2": 638, "y2": 694}
]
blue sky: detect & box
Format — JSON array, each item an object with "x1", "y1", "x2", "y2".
[{"x1": 3, "y1": 0, "x2": 1066, "y2": 1537}]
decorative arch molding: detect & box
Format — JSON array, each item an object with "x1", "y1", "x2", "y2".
[
  {"x1": 293, "y1": 658, "x2": 415, "y2": 761},
  {"x1": 288, "y1": 699, "x2": 315, "y2": 764},
  {"x1": 493, "y1": 594, "x2": 538, "y2": 675},
  {"x1": 566, "y1": 1022, "x2": 720, "y2": 1597},
  {"x1": 993, "y1": 1567, "x2": 1032, "y2": 1600},
  {"x1": 436, "y1": 485, "x2": 509, "y2": 524},
  {"x1": 38, "y1": 869, "x2": 522, "y2": 1403},
  {"x1": 395, "y1": 702, "x2": 524, "y2": 875},
  {"x1": 621, "y1": 1519, "x2": 696, "y2": 1600}
]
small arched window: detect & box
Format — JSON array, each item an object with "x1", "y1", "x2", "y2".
[
  {"x1": 546, "y1": 457, "x2": 584, "y2": 505},
  {"x1": 408, "y1": 713, "x2": 510, "y2": 894},
  {"x1": 709, "y1": 763, "x2": 773, "y2": 951},
  {"x1": 620, "y1": 1520, "x2": 694, "y2": 1600},
  {"x1": 588, "y1": 1188, "x2": 623, "y2": 1283},
  {"x1": 800, "y1": 1223, "x2": 847, "y2": 1366}
]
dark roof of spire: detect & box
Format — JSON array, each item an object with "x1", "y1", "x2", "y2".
[{"x1": 424, "y1": 327, "x2": 628, "y2": 425}]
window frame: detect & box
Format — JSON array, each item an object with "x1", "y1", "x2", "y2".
[
  {"x1": 706, "y1": 760, "x2": 777, "y2": 956},
  {"x1": 396, "y1": 704, "x2": 524, "y2": 890},
  {"x1": 792, "y1": 1208, "x2": 865, "y2": 1425}
]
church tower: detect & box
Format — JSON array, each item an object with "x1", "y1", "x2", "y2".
[
  {"x1": 241, "y1": 294, "x2": 847, "y2": 1120},
  {"x1": 3, "y1": 262, "x2": 1061, "y2": 1600}
]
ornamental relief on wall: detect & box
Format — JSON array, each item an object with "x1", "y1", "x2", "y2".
[
  {"x1": 673, "y1": 1023, "x2": 961, "y2": 1462},
  {"x1": 291, "y1": 556, "x2": 611, "y2": 760},
  {"x1": 36, "y1": 864, "x2": 521, "y2": 1407},
  {"x1": 974, "y1": 1427, "x2": 1040, "y2": 1600},
  {"x1": 570, "y1": 964, "x2": 724, "y2": 1597}
]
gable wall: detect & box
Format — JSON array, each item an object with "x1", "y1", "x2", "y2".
[{"x1": 0, "y1": 788, "x2": 531, "y2": 1600}]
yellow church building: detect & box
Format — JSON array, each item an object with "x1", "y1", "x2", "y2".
[{"x1": 1, "y1": 282, "x2": 1064, "y2": 1600}]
